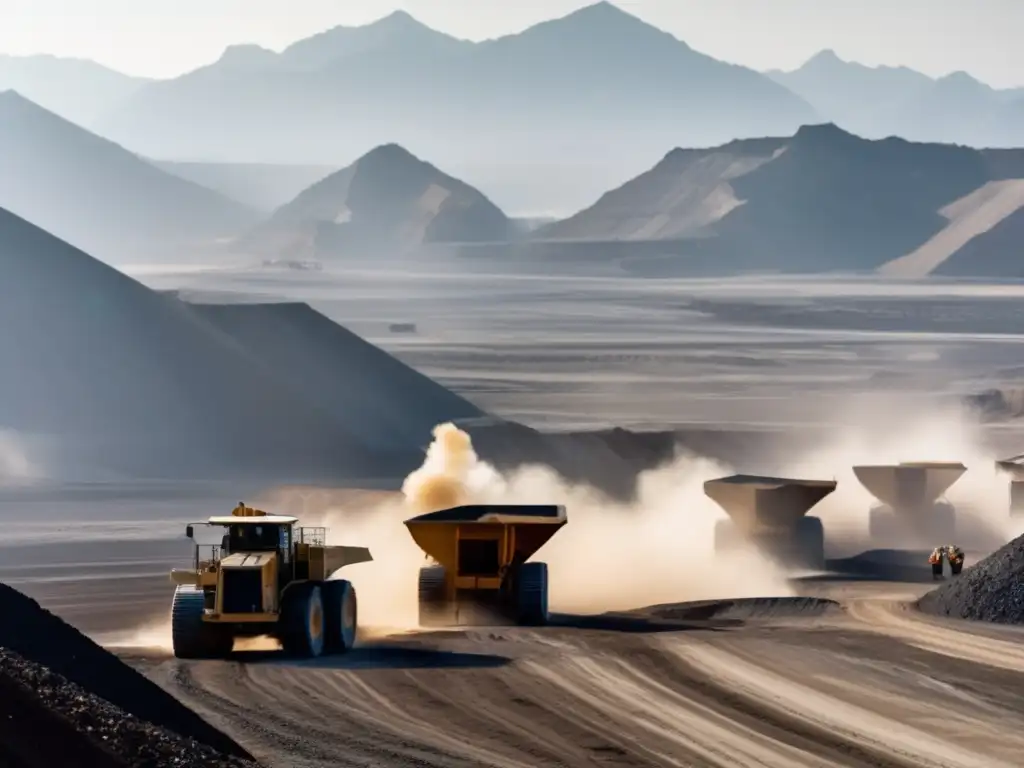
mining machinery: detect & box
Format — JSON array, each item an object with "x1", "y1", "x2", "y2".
[
  {"x1": 168, "y1": 502, "x2": 372, "y2": 660},
  {"x1": 405, "y1": 504, "x2": 567, "y2": 627}
]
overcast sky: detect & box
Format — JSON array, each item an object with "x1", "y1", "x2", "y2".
[{"x1": 4, "y1": 0, "x2": 1022, "y2": 88}]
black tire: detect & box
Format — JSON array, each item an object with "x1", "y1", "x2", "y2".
[
  {"x1": 517, "y1": 562, "x2": 549, "y2": 626},
  {"x1": 171, "y1": 585, "x2": 232, "y2": 659},
  {"x1": 280, "y1": 582, "x2": 325, "y2": 658},
  {"x1": 714, "y1": 519, "x2": 740, "y2": 554},
  {"x1": 323, "y1": 579, "x2": 357, "y2": 654},
  {"x1": 418, "y1": 566, "x2": 452, "y2": 628},
  {"x1": 794, "y1": 516, "x2": 826, "y2": 571}
]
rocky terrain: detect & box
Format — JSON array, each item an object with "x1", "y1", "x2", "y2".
[{"x1": 0, "y1": 582, "x2": 257, "y2": 768}]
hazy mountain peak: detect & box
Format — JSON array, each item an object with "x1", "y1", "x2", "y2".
[
  {"x1": 512, "y1": 0, "x2": 686, "y2": 50},
  {"x1": 216, "y1": 44, "x2": 279, "y2": 69},
  {"x1": 805, "y1": 49, "x2": 844, "y2": 67}
]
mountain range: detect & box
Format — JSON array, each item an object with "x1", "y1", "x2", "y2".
[
  {"x1": 5, "y1": 4, "x2": 1023, "y2": 216},
  {"x1": 4, "y1": 81, "x2": 1024, "y2": 278},
  {"x1": 87, "y1": 2, "x2": 816, "y2": 215},
  {"x1": 767, "y1": 50, "x2": 1024, "y2": 147},
  {"x1": 540, "y1": 123, "x2": 1024, "y2": 277}
]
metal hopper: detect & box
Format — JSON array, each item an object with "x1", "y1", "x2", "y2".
[
  {"x1": 995, "y1": 454, "x2": 1024, "y2": 516},
  {"x1": 404, "y1": 504, "x2": 567, "y2": 627},
  {"x1": 703, "y1": 474, "x2": 837, "y2": 533},
  {"x1": 995, "y1": 454, "x2": 1024, "y2": 479},
  {"x1": 852, "y1": 462, "x2": 966, "y2": 509}
]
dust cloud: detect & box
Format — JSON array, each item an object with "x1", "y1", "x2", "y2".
[
  {"x1": 779, "y1": 399, "x2": 1022, "y2": 546},
  {"x1": 0, "y1": 429, "x2": 39, "y2": 485},
  {"x1": 320, "y1": 422, "x2": 793, "y2": 627}
]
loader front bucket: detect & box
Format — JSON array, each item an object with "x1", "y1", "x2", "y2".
[
  {"x1": 703, "y1": 475, "x2": 837, "y2": 533},
  {"x1": 404, "y1": 504, "x2": 567, "y2": 571},
  {"x1": 852, "y1": 462, "x2": 966, "y2": 508}
]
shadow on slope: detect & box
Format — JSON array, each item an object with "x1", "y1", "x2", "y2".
[
  {"x1": 0, "y1": 208, "x2": 481, "y2": 481},
  {"x1": 0, "y1": 582, "x2": 254, "y2": 763}
]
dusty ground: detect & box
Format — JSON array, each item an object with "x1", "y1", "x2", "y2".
[
  {"x1": 105, "y1": 583, "x2": 1024, "y2": 768},
  {"x1": 7, "y1": 266, "x2": 1024, "y2": 766}
]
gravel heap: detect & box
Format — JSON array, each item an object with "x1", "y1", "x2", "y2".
[
  {"x1": 0, "y1": 582, "x2": 256, "y2": 764},
  {"x1": 0, "y1": 648, "x2": 259, "y2": 768},
  {"x1": 917, "y1": 534, "x2": 1024, "y2": 623}
]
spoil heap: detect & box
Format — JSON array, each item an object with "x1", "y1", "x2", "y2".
[
  {"x1": 917, "y1": 533, "x2": 1024, "y2": 623},
  {"x1": 0, "y1": 582, "x2": 258, "y2": 767}
]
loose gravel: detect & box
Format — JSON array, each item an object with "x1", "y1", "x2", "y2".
[{"x1": 917, "y1": 534, "x2": 1024, "y2": 623}]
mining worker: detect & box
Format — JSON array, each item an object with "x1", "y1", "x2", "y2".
[
  {"x1": 928, "y1": 547, "x2": 945, "y2": 579},
  {"x1": 946, "y1": 544, "x2": 965, "y2": 576}
]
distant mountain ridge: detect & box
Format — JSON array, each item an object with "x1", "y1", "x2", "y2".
[
  {"x1": 91, "y1": 2, "x2": 817, "y2": 215},
  {"x1": 0, "y1": 90, "x2": 257, "y2": 263},
  {"x1": 538, "y1": 123, "x2": 1024, "y2": 278},
  {"x1": 767, "y1": 50, "x2": 1024, "y2": 147},
  {"x1": 0, "y1": 53, "x2": 148, "y2": 127}
]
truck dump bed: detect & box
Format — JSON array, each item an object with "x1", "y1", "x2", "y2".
[
  {"x1": 852, "y1": 462, "x2": 966, "y2": 509},
  {"x1": 704, "y1": 475, "x2": 836, "y2": 533},
  {"x1": 405, "y1": 504, "x2": 567, "y2": 572}
]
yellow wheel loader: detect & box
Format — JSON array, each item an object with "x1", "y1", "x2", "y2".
[
  {"x1": 404, "y1": 504, "x2": 567, "y2": 627},
  {"x1": 168, "y1": 502, "x2": 372, "y2": 660}
]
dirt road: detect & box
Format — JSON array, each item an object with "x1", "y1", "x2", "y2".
[{"x1": 117, "y1": 587, "x2": 1024, "y2": 768}]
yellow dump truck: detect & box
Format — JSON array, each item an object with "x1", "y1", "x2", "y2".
[
  {"x1": 995, "y1": 454, "x2": 1024, "y2": 517},
  {"x1": 404, "y1": 504, "x2": 567, "y2": 627},
  {"x1": 705, "y1": 474, "x2": 836, "y2": 571},
  {"x1": 852, "y1": 462, "x2": 964, "y2": 543},
  {"x1": 169, "y1": 502, "x2": 372, "y2": 660}
]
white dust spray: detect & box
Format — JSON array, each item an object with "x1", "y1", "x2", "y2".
[{"x1": 317, "y1": 422, "x2": 793, "y2": 628}]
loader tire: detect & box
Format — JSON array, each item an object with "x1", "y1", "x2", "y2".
[
  {"x1": 171, "y1": 585, "x2": 232, "y2": 659},
  {"x1": 795, "y1": 516, "x2": 826, "y2": 572},
  {"x1": 280, "y1": 582, "x2": 325, "y2": 658},
  {"x1": 517, "y1": 562, "x2": 549, "y2": 627},
  {"x1": 323, "y1": 579, "x2": 357, "y2": 654},
  {"x1": 418, "y1": 566, "x2": 453, "y2": 628}
]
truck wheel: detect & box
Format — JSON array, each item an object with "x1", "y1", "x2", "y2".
[
  {"x1": 795, "y1": 516, "x2": 826, "y2": 571},
  {"x1": 171, "y1": 585, "x2": 232, "y2": 659},
  {"x1": 323, "y1": 580, "x2": 357, "y2": 654},
  {"x1": 418, "y1": 566, "x2": 452, "y2": 628},
  {"x1": 517, "y1": 561, "x2": 549, "y2": 627},
  {"x1": 281, "y1": 582, "x2": 325, "y2": 658}
]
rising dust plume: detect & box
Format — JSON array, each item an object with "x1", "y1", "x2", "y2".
[{"x1": 320, "y1": 422, "x2": 792, "y2": 627}]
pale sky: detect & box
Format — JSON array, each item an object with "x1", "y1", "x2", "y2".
[{"x1": 3, "y1": 0, "x2": 1022, "y2": 88}]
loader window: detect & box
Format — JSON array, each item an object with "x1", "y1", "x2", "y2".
[
  {"x1": 228, "y1": 524, "x2": 281, "y2": 552},
  {"x1": 458, "y1": 538, "x2": 500, "y2": 576}
]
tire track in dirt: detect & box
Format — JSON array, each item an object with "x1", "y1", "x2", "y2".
[{"x1": 845, "y1": 598, "x2": 1024, "y2": 673}]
